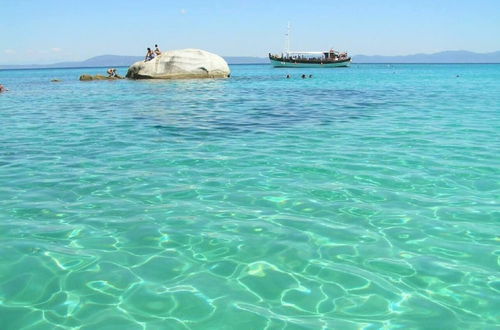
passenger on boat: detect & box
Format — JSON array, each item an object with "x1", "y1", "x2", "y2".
[
  {"x1": 144, "y1": 48, "x2": 155, "y2": 62},
  {"x1": 154, "y1": 44, "x2": 162, "y2": 56}
]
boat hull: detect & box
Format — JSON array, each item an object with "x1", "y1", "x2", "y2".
[{"x1": 270, "y1": 58, "x2": 351, "y2": 68}]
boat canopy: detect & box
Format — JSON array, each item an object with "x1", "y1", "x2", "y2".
[
  {"x1": 284, "y1": 50, "x2": 343, "y2": 56},
  {"x1": 286, "y1": 51, "x2": 325, "y2": 54}
]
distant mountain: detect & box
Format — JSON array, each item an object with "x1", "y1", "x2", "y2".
[
  {"x1": 54, "y1": 55, "x2": 144, "y2": 68},
  {"x1": 0, "y1": 55, "x2": 268, "y2": 69},
  {"x1": 224, "y1": 56, "x2": 269, "y2": 64},
  {"x1": 353, "y1": 50, "x2": 500, "y2": 63},
  {"x1": 0, "y1": 55, "x2": 144, "y2": 70},
  {"x1": 1, "y1": 51, "x2": 499, "y2": 69}
]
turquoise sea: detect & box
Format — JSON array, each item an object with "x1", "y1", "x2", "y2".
[{"x1": 0, "y1": 64, "x2": 499, "y2": 329}]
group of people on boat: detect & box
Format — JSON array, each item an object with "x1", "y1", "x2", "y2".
[
  {"x1": 270, "y1": 49, "x2": 350, "y2": 63},
  {"x1": 145, "y1": 44, "x2": 162, "y2": 62},
  {"x1": 327, "y1": 49, "x2": 348, "y2": 60}
]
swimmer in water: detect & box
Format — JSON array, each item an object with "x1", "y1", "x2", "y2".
[{"x1": 0, "y1": 84, "x2": 7, "y2": 93}]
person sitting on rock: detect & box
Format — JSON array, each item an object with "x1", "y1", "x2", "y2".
[
  {"x1": 107, "y1": 68, "x2": 117, "y2": 77},
  {"x1": 144, "y1": 48, "x2": 155, "y2": 62},
  {"x1": 154, "y1": 44, "x2": 162, "y2": 56}
]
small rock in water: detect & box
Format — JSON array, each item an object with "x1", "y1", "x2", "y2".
[{"x1": 79, "y1": 74, "x2": 123, "y2": 81}]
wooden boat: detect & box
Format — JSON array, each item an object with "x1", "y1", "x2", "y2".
[
  {"x1": 269, "y1": 51, "x2": 351, "y2": 68},
  {"x1": 269, "y1": 23, "x2": 351, "y2": 68}
]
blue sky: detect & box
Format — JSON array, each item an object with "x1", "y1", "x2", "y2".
[{"x1": 1, "y1": 0, "x2": 499, "y2": 64}]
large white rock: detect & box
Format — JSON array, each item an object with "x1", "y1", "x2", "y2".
[{"x1": 126, "y1": 48, "x2": 230, "y2": 79}]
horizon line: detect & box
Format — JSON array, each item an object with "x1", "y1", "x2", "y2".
[
  {"x1": 3, "y1": 63, "x2": 500, "y2": 72},
  {"x1": 1, "y1": 49, "x2": 500, "y2": 67}
]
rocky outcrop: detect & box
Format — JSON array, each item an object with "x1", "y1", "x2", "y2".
[
  {"x1": 126, "y1": 48, "x2": 230, "y2": 79},
  {"x1": 79, "y1": 74, "x2": 124, "y2": 81}
]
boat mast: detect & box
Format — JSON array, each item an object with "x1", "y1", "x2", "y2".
[{"x1": 285, "y1": 22, "x2": 291, "y2": 54}]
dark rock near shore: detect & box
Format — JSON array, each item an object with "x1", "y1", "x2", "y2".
[{"x1": 79, "y1": 74, "x2": 123, "y2": 81}]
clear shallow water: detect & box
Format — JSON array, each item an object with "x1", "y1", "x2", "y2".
[{"x1": 0, "y1": 64, "x2": 499, "y2": 329}]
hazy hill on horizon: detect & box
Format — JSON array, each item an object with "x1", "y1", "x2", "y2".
[
  {"x1": 353, "y1": 50, "x2": 500, "y2": 63},
  {"x1": 1, "y1": 50, "x2": 499, "y2": 69},
  {"x1": 0, "y1": 55, "x2": 270, "y2": 69}
]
